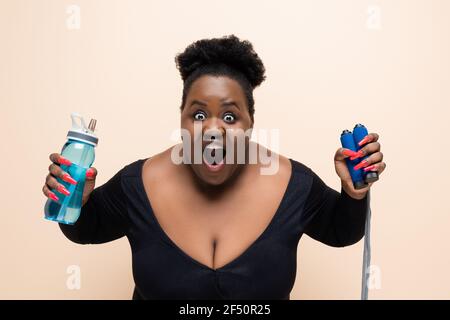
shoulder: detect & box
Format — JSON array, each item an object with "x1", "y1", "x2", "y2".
[
  {"x1": 289, "y1": 158, "x2": 315, "y2": 176},
  {"x1": 117, "y1": 158, "x2": 147, "y2": 179},
  {"x1": 281, "y1": 157, "x2": 321, "y2": 197},
  {"x1": 114, "y1": 149, "x2": 168, "y2": 181},
  {"x1": 113, "y1": 144, "x2": 175, "y2": 176},
  {"x1": 253, "y1": 142, "x2": 316, "y2": 181},
  {"x1": 140, "y1": 146, "x2": 182, "y2": 184},
  {"x1": 288, "y1": 159, "x2": 332, "y2": 203}
]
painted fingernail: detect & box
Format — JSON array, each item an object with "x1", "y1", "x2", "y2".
[
  {"x1": 62, "y1": 173, "x2": 77, "y2": 185},
  {"x1": 363, "y1": 164, "x2": 377, "y2": 172},
  {"x1": 354, "y1": 159, "x2": 369, "y2": 170},
  {"x1": 57, "y1": 184, "x2": 70, "y2": 196},
  {"x1": 358, "y1": 135, "x2": 372, "y2": 147},
  {"x1": 350, "y1": 150, "x2": 364, "y2": 160},
  {"x1": 58, "y1": 156, "x2": 72, "y2": 166},
  {"x1": 48, "y1": 191, "x2": 59, "y2": 201},
  {"x1": 86, "y1": 168, "x2": 95, "y2": 178},
  {"x1": 343, "y1": 149, "x2": 359, "y2": 157}
]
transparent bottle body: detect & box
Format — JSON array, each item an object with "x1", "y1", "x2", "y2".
[{"x1": 44, "y1": 139, "x2": 95, "y2": 225}]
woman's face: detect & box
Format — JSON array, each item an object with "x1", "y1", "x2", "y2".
[{"x1": 180, "y1": 75, "x2": 254, "y2": 186}]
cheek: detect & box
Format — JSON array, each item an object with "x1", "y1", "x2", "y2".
[
  {"x1": 180, "y1": 116, "x2": 195, "y2": 142},
  {"x1": 225, "y1": 128, "x2": 252, "y2": 147},
  {"x1": 180, "y1": 115, "x2": 190, "y2": 130}
]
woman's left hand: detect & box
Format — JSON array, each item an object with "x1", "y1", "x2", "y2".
[{"x1": 334, "y1": 132, "x2": 386, "y2": 200}]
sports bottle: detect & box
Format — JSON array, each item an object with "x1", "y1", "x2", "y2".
[{"x1": 44, "y1": 112, "x2": 98, "y2": 225}]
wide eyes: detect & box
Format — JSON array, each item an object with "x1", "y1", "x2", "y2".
[
  {"x1": 223, "y1": 113, "x2": 235, "y2": 123},
  {"x1": 193, "y1": 111, "x2": 236, "y2": 123},
  {"x1": 193, "y1": 111, "x2": 206, "y2": 121}
]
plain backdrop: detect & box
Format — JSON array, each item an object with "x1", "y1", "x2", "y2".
[{"x1": 1, "y1": 0, "x2": 449, "y2": 299}]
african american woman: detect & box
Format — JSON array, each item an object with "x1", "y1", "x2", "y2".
[{"x1": 42, "y1": 35, "x2": 386, "y2": 299}]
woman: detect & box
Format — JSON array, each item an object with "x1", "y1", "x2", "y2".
[{"x1": 42, "y1": 35, "x2": 386, "y2": 299}]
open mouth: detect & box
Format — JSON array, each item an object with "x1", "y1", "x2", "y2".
[{"x1": 203, "y1": 147, "x2": 226, "y2": 172}]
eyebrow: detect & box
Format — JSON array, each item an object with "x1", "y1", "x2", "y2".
[{"x1": 189, "y1": 99, "x2": 240, "y2": 110}]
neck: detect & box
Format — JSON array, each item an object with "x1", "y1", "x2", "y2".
[{"x1": 190, "y1": 162, "x2": 248, "y2": 200}]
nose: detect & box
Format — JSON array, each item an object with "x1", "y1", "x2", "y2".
[{"x1": 202, "y1": 118, "x2": 225, "y2": 142}]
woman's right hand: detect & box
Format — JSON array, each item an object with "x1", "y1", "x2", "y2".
[{"x1": 42, "y1": 153, "x2": 98, "y2": 207}]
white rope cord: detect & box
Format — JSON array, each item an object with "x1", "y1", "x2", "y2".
[{"x1": 361, "y1": 190, "x2": 371, "y2": 300}]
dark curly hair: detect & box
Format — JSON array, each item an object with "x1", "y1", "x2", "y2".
[{"x1": 175, "y1": 34, "x2": 266, "y2": 121}]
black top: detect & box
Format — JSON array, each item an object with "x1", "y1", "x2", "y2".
[{"x1": 59, "y1": 158, "x2": 368, "y2": 300}]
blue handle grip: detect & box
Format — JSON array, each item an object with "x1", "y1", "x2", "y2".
[
  {"x1": 353, "y1": 124, "x2": 379, "y2": 184},
  {"x1": 340, "y1": 129, "x2": 367, "y2": 190}
]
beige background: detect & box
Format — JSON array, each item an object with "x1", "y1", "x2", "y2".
[{"x1": 1, "y1": 0, "x2": 449, "y2": 299}]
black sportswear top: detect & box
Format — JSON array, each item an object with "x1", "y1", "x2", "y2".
[{"x1": 59, "y1": 158, "x2": 368, "y2": 300}]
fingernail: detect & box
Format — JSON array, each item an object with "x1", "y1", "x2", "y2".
[
  {"x1": 354, "y1": 159, "x2": 369, "y2": 170},
  {"x1": 48, "y1": 191, "x2": 59, "y2": 201},
  {"x1": 363, "y1": 164, "x2": 377, "y2": 172},
  {"x1": 59, "y1": 156, "x2": 72, "y2": 166},
  {"x1": 343, "y1": 149, "x2": 359, "y2": 157},
  {"x1": 57, "y1": 184, "x2": 70, "y2": 196},
  {"x1": 86, "y1": 168, "x2": 95, "y2": 178},
  {"x1": 350, "y1": 150, "x2": 364, "y2": 160},
  {"x1": 62, "y1": 173, "x2": 77, "y2": 185},
  {"x1": 358, "y1": 135, "x2": 372, "y2": 147}
]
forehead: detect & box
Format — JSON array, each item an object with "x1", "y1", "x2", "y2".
[{"x1": 186, "y1": 75, "x2": 246, "y2": 103}]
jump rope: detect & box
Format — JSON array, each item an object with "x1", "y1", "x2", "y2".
[{"x1": 340, "y1": 124, "x2": 377, "y2": 300}]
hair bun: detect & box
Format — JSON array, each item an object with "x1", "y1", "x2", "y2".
[{"x1": 175, "y1": 34, "x2": 266, "y2": 88}]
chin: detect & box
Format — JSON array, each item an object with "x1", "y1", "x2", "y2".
[
  {"x1": 202, "y1": 174, "x2": 229, "y2": 186},
  {"x1": 190, "y1": 164, "x2": 234, "y2": 187},
  {"x1": 199, "y1": 171, "x2": 230, "y2": 187}
]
